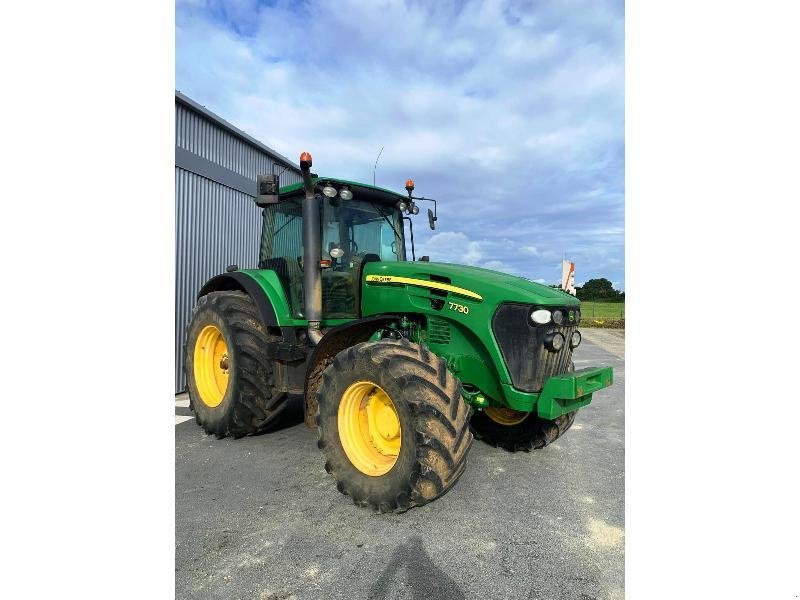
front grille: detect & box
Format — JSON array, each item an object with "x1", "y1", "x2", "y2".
[{"x1": 492, "y1": 303, "x2": 576, "y2": 393}]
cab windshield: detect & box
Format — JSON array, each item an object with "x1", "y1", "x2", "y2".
[
  {"x1": 322, "y1": 197, "x2": 405, "y2": 264},
  {"x1": 319, "y1": 197, "x2": 404, "y2": 318}
]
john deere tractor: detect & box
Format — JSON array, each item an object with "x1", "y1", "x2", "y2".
[{"x1": 185, "y1": 152, "x2": 612, "y2": 513}]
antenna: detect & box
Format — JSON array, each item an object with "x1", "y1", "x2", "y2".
[{"x1": 373, "y1": 146, "x2": 384, "y2": 186}]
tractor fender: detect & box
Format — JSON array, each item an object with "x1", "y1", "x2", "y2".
[
  {"x1": 302, "y1": 314, "x2": 400, "y2": 428},
  {"x1": 198, "y1": 272, "x2": 278, "y2": 327}
]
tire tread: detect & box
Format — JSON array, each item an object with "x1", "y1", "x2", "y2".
[
  {"x1": 185, "y1": 291, "x2": 285, "y2": 438},
  {"x1": 315, "y1": 338, "x2": 473, "y2": 513}
]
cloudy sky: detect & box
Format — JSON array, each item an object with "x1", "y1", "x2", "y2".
[{"x1": 176, "y1": 0, "x2": 624, "y2": 289}]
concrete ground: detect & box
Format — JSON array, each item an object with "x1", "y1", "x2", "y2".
[
  {"x1": 579, "y1": 329, "x2": 624, "y2": 359},
  {"x1": 176, "y1": 335, "x2": 624, "y2": 600}
]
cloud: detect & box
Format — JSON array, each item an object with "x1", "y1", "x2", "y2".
[
  {"x1": 416, "y1": 231, "x2": 519, "y2": 274},
  {"x1": 176, "y1": 0, "x2": 625, "y2": 289}
]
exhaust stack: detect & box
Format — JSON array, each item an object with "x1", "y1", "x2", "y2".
[{"x1": 299, "y1": 152, "x2": 323, "y2": 345}]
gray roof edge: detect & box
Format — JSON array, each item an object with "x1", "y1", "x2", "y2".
[{"x1": 175, "y1": 90, "x2": 300, "y2": 172}]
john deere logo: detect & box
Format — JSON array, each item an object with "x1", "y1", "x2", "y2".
[{"x1": 568, "y1": 310, "x2": 575, "y2": 322}]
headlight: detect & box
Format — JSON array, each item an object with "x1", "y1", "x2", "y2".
[
  {"x1": 397, "y1": 201, "x2": 407, "y2": 212},
  {"x1": 339, "y1": 187, "x2": 353, "y2": 200},
  {"x1": 552, "y1": 309, "x2": 564, "y2": 325},
  {"x1": 570, "y1": 330, "x2": 581, "y2": 349},
  {"x1": 544, "y1": 332, "x2": 565, "y2": 352},
  {"x1": 322, "y1": 185, "x2": 338, "y2": 198},
  {"x1": 530, "y1": 309, "x2": 551, "y2": 325}
]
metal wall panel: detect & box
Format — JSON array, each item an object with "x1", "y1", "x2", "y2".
[
  {"x1": 175, "y1": 95, "x2": 301, "y2": 392},
  {"x1": 175, "y1": 168, "x2": 262, "y2": 391},
  {"x1": 176, "y1": 101, "x2": 302, "y2": 187}
]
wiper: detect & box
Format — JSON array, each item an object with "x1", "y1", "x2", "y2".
[
  {"x1": 273, "y1": 215, "x2": 297, "y2": 237},
  {"x1": 271, "y1": 200, "x2": 300, "y2": 236},
  {"x1": 369, "y1": 201, "x2": 403, "y2": 248}
]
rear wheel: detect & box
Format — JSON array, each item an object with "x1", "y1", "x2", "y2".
[
  {"x1": 315, "y1": 339, "x2": 473, "y2": 512},
  {"x1": 470, "y1": 407, "x2": 576, "y2": 452},
  {"x1": 184, "y1": 291, "x2": 286, "y2": 437}
]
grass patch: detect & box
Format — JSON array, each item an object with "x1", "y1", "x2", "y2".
[{"x1": 579, "y1": 301, "x2": 625, "y2": 328}]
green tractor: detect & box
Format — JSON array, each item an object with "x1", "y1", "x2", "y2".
[{"x1": 184, "y1": 151, "x2": 612, "y2": 512}]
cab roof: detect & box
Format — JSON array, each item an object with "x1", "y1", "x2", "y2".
[{"x1": 279, "y1": 177, "x2": 408, "y2": 207}]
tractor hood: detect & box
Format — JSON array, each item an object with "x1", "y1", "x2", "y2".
[{"x1": 363, "y1": 261, "x2": 579, "y2": 307}]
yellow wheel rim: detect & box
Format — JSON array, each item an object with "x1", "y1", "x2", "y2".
[
  {"x1": 193, "y1": 324, "x2": 230, "y2": 408},
  {"x1": 484, "y1": 406, "x2": 529, "y2": 426},
  {"x1": 338, "y1": 381, "x2": 401, "y2": 476}
]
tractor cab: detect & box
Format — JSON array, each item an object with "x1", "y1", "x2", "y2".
[{"x1": 258, "y1": 178, "x2": 407, "y2": 319}]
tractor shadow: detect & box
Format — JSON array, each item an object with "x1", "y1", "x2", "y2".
[{"x1": 368, "y1": 536, "x2": 465, "y2": 600}]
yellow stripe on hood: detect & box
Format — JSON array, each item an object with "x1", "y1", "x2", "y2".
[{"x1": 365, "y1": 274, "x2": 483, "y2": 301}]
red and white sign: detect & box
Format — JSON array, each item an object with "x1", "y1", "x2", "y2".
[{"x1": 561, "y1": 260, "x2": 576, "y2": 295}]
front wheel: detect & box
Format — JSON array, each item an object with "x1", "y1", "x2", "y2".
[
  {"x1": 470, "y1": 407, "x2": 577, "y2": 452},
  {"x1": 315, "y1": 339, "x2": 473, "y2": 513}
]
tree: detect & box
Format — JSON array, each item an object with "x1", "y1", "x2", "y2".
[{"x1": 576, "y1": 278, "x2": 624, "y2": 301}]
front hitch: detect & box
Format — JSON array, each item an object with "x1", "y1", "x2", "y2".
[{"x1": 536, "y1": 366, "x2": 613, "y2": 420}]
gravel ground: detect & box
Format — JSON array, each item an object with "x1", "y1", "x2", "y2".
[{"x1": 176, "y1": 337, "x2": 624, "y2": 600}]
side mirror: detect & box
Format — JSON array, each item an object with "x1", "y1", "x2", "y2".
[
  {"x1": 427, "y1": 208, "x2": 437, "y2": 230},
  {"x1": 256, "y1": 174, "x2": 280, "y2": 206},
  {"x1": 419, "y1": 256, "x2": 430, "y2": 262}
]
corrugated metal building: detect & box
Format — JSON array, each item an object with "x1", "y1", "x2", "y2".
[{"x1": 175, "y1": 92, "x2": 302, "y2": 392}]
